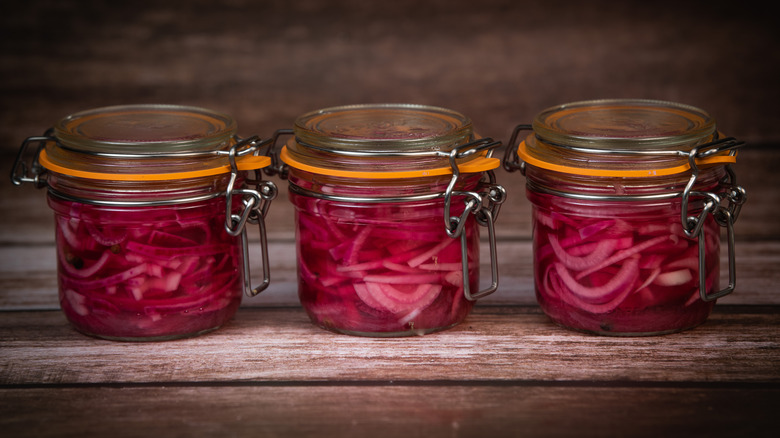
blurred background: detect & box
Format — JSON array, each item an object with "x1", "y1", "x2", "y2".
[{"x1": 2, "y1": 0, "x2": 778, "y2": 150}]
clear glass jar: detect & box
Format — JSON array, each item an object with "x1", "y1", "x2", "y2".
[
  {"x1": 504, "y1": 99, "x2": 747, "y2": 336},
  {"x1": 11, "y1": 104, "x2": 277, "y2": 341},
  {"x1": 273, "y1": 104, "x2": 506, "y2": 337}
]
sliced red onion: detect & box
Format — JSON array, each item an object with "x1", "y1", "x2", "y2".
[{"x1": 554, "y1": 257, "x2": 640, "y2": 304}]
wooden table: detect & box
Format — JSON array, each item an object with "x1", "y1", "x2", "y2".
[{"x1": 1, "y1": 144, "x2": 778, "y2": 437}]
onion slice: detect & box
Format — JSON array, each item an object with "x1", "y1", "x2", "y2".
[{"x1": 554, "y1": 257, "x2": 640, "y2": 304}]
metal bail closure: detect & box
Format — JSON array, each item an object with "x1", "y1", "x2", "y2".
[
  {"x1": 263, "y1": 129, "x2": 295, "y2": 180},
  {"x1": 224, "y1": 136, "x2": 279, "y2": 297},
  {"x1": 10, "y1": 131, "x2": 54, "y2": 188},
  {"x1": 443, "y1": 138, "x2": 506, "y2": 301},
  {"x1": 502, "y1": 124, "x2": 533, "y2": 174},
  {"x1": 680, "y1": 136, "x2": 747, "y2": 302}
]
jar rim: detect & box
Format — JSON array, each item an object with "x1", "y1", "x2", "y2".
[
  {"x1": 280, "y1": 145, "x2": 499, "y2": 179},
  {"x1": 517, "y1": 139, "x2": 736, "y2": 178},
  {"x1": 39, "y1": 149, "x2": 270, "y2": 181}
]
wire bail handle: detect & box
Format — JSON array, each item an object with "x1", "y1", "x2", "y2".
[
  {"x1": 502, "y1": 124, "x2": 533, "y2": 174},
  {"x1": 10, "y1": 130, "x2": 54, "y2": 188},
  {"x1": 680, "y1": 136, "x2": 747, "y2": 302},
  {"x1": 223, "y1": 135, "x2": 279, "y2": 297},
  {"x1": 263, "y1": 129, "x2": 295, "y2": 180},
  {"x1": 443, "y1": 137, "x2": 507, "y2": 301}
]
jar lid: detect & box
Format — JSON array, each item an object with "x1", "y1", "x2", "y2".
[
  {"x1": 282, "y1": 103, "x2": 500, "y2": 178},
  {"x1": 39, "y1": 104, "x2": 270, "y2": 181},
  {"x1": 518, "y1": 99, "x2": 737, "y2": 177}
]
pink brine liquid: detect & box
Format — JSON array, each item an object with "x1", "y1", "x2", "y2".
[
  {"x1": 50, "y1": 196, "x2": 243, "y2": 340},
  {"x1": 291, "y1": 190, "x2": 478, "y2": 336},
  {"x1": 529, "y1": 191, "x2": 719, "y2": 335}
]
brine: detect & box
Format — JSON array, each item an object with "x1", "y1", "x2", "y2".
[
  {"x1": 525, "y1": 165, "x2": 727, "y2": 335},
  {"x1": 49, "y1": 194, "x2": 243, "y2": 340},
  {"x1": 529, "y1": 190, "x2": 720, "y2": 335},
  {"x1": 289, "y1": 172, "x2": 481, "y2": 336}
]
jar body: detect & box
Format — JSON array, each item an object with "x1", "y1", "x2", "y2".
[
  {"x1": 526, "y1": 166, "x2": 724, "y2": 335},
  {"x1": 48, "y1": 176, "x2": 244, "y2": 341},
  {"x1": 11, "y1": 104, "x2": 274, "y2": 341},
  {"x1": 289, "y1": 170, "x2": 480, "y2": 336}
]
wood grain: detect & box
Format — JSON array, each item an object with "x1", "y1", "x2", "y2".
[
  {"x1": 2, "y1": 386, "x2": 777, "y2": 438},
  {"x1": 1, "y1": 0, "x2": 778, "y2": 150},
  {"x1": 2, "y1": 307, "x2": 778, "y2": 386}
]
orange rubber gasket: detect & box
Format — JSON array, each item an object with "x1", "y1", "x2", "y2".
[
  {"x1": 280, "y1": 145, "x2": 500, "y2": 179},
  {"x1": 516, "y1": 140, "x2": 737, "y2": 177},
  {"x1": 38, "y1": 149, "x2": 271, "y2": 181}
]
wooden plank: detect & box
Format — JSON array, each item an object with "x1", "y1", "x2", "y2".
[
  {"x1": 1, "y1": 1, "x2": 778, "y2": 149},
  {"x1": 1, "y1": 385, "x2": 777, "y2": 438},
  {"x1": 2, "y1": 307, "x2": 778, "y2": 385}
]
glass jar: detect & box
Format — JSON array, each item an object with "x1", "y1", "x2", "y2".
[
  {"x1": 269, "y1": 104, "x2": 506, "y2": 337},
  {"x1": 504, "y1": 99, "x2": 747, "y2": 336},
  {"x1": 11, "y1": 104, "x2": 278, "y2": 341}
]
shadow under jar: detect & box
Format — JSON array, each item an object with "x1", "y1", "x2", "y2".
[
  {"x1": 11, "y1": 104, "x2": 277, "y2": 341},
  {"x1": 504, "y1": 99, "x2": 747, "y2": 336},
  {"x1": 268, "y1": 104, "x2": 506, "y2": 337}
]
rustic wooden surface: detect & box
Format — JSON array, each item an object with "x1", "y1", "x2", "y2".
[{"x1": 2, "y1": 1, "x2": 779, "y2": 437}]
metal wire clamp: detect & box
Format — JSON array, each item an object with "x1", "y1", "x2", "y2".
[
  {"x1": 10, "y1": 129, "x2": 54, "y2": 188},
  {"x1": 443, "y1": 138, "x2": 506, "y2": 300},
  {"x1": 680, "y1": 137, "x2": 747, "y2": 301},
  {"x1": 223, "y1": 136, "x2": 279, "y2": 297},
  {"x1": 502, "y1": 124, "x2": 533, "y2": 174}
]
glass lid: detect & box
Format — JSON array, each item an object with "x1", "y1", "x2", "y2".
[
  {"x1": 53, "y1": 104, "x2": 237, "y2": 155},
  {"x1": 39, "y1": 104, "x2": 269, "y2": 181},
  {"x1": 283, "y1": 104, "x2": 501, "y2": 177},
  {"x1": 293, "y1": 103, "x2": 473, "y2": 154},
  {"x1": 518, "y1": 99, "x2": 735, "y2": 177},
  {"x1": 532, "y1": 99, "x2": 716, "y2": 151}
]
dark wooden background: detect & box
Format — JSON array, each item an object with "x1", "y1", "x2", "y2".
[{"x1": 1, "y1": 0, "x2": 778, "y2": 150}]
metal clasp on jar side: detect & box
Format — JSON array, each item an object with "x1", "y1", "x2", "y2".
[
  {"x1": 680, "y1": 136, "x2": 747, "y2": 301},
  {"x1": 443, "y1": 137, "x2": 507, "y2": 301},
  {"x1": 10, "y1": 130, "x2": 53, "y2": 188},
  {"x1": 223, "y1": 135, "x2": 280, "y2": 297},
  {"x1": 263, "y1": 129, "x2": 295, "y2": 179},
  {"x1": 502, "y1": 124, "x2": 533, "y2": 174}
]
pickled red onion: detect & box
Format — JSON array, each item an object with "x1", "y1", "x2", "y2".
[
  {"x1": 292, "y1": 183, "x2": 478, "y2": 335},
  {"x1": 51, "y1": 196, "x2": 243, "y2": 340}
]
